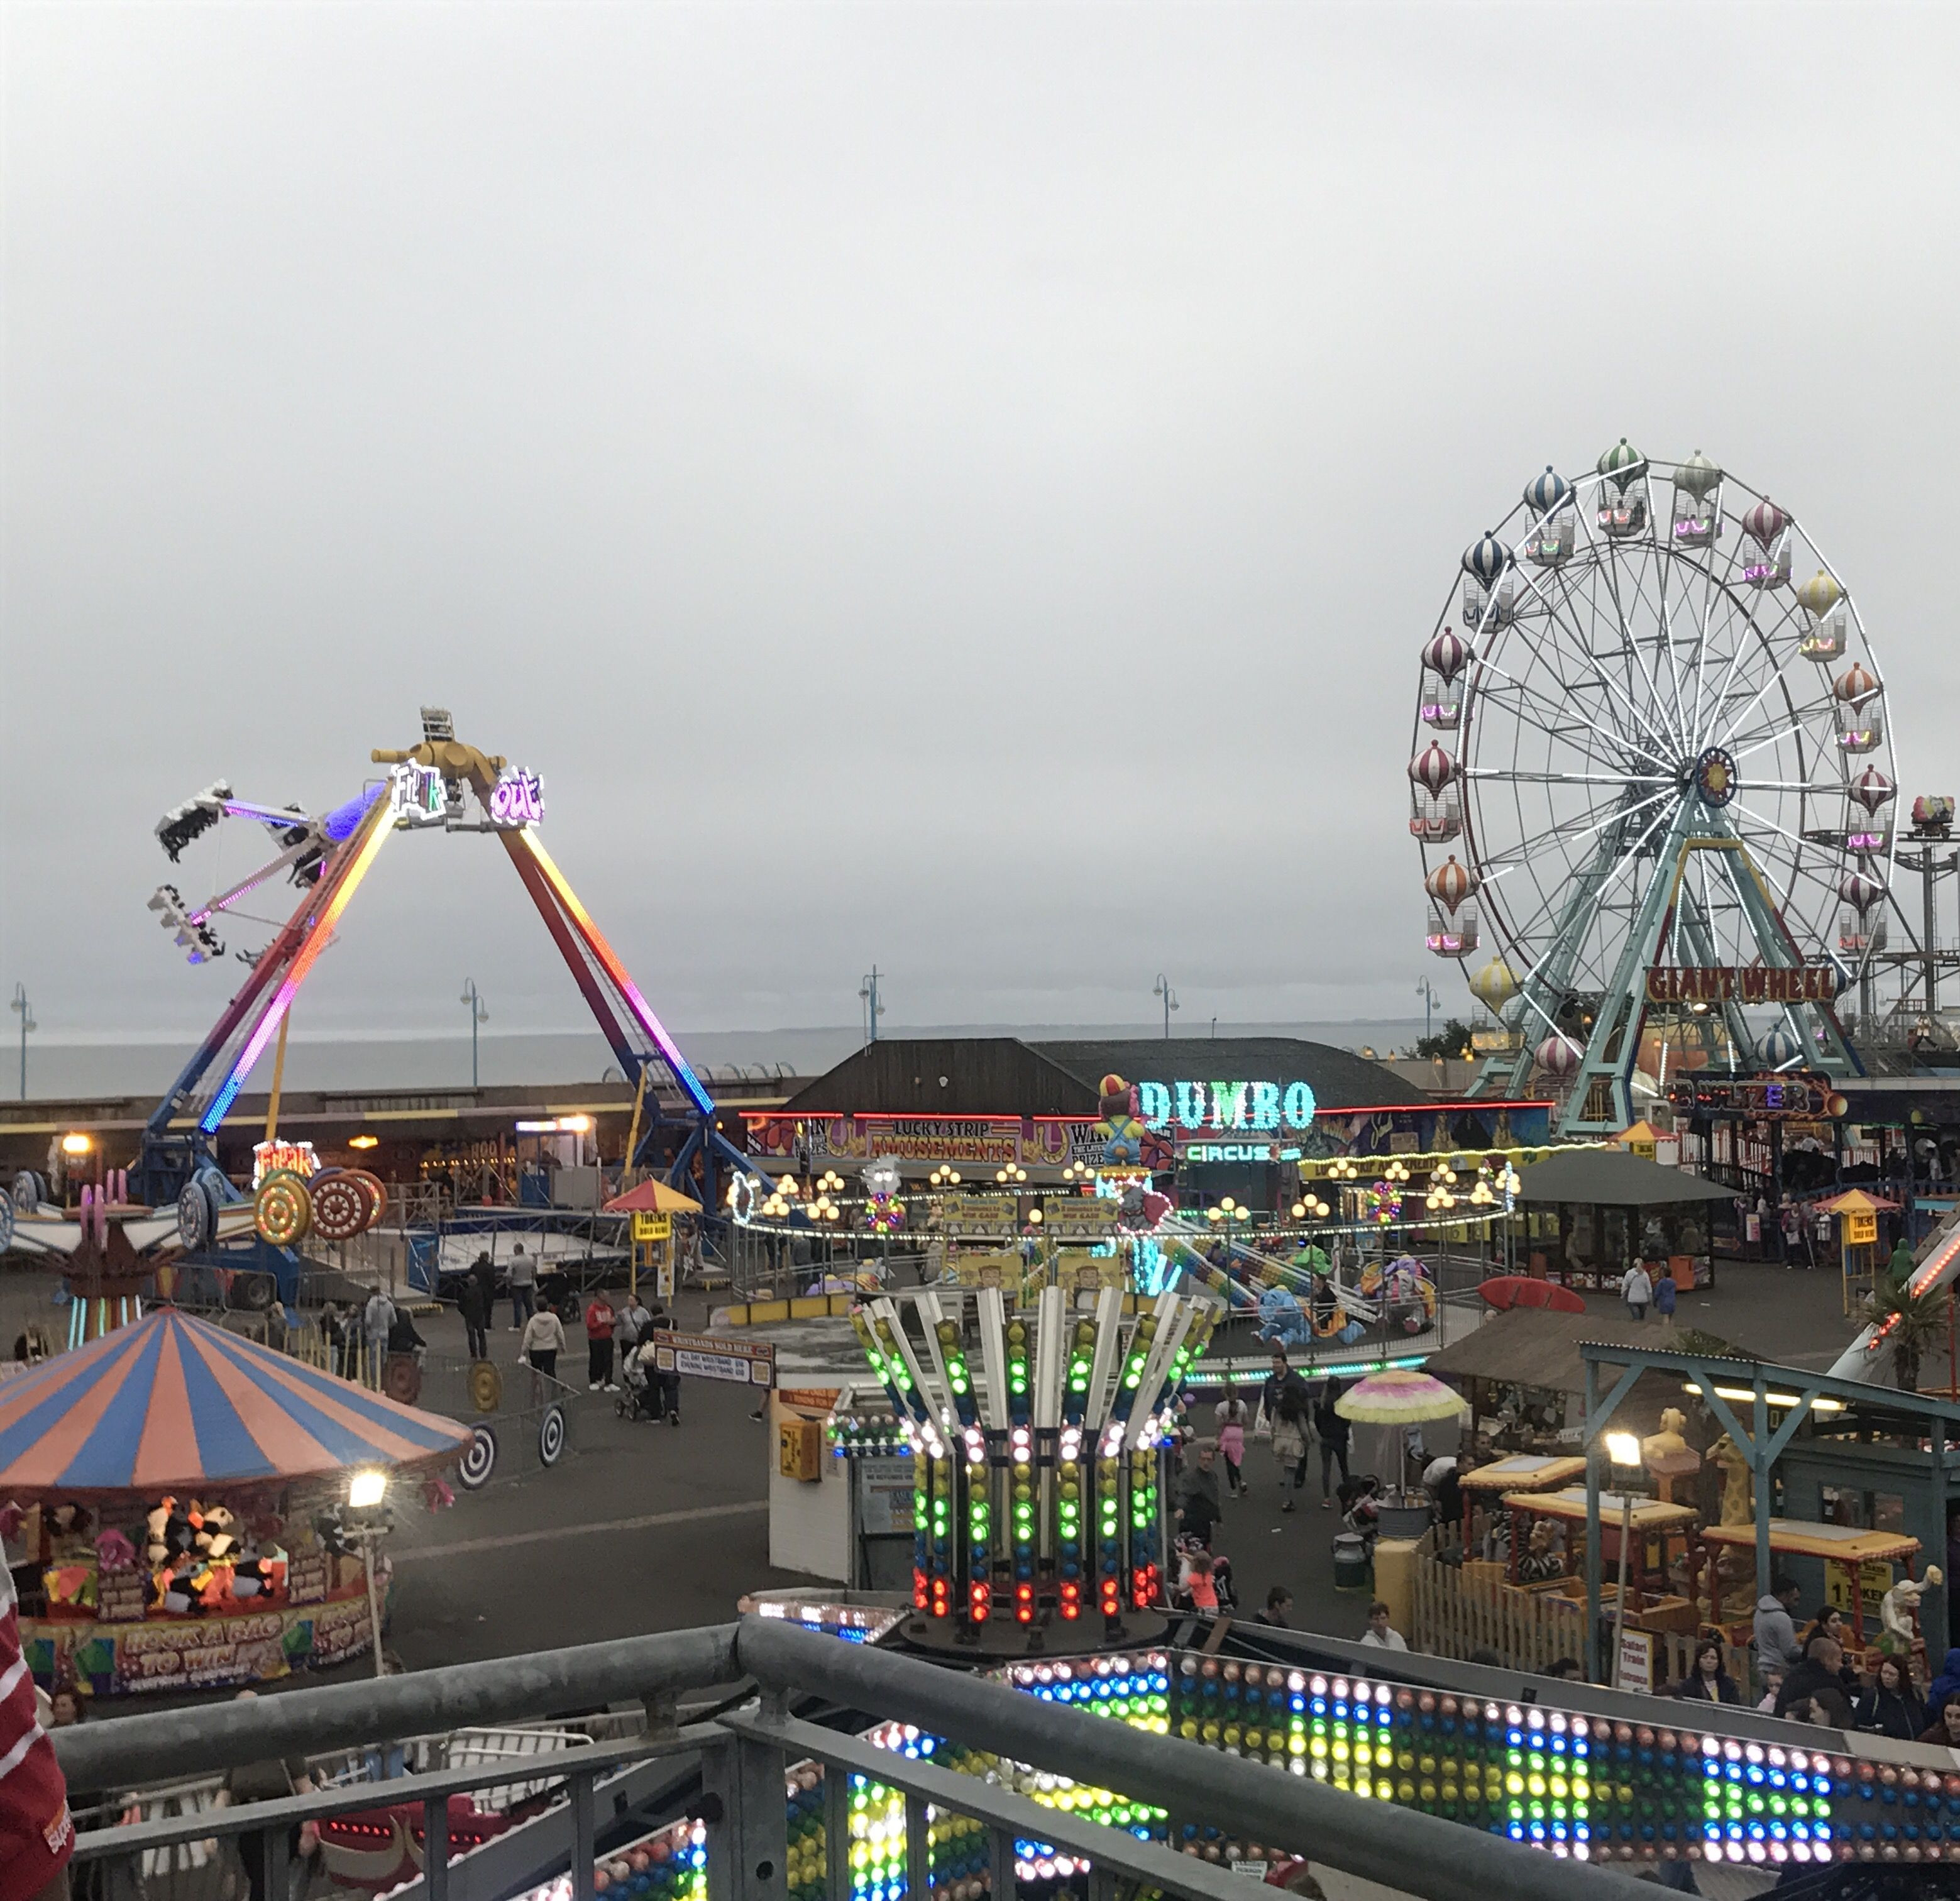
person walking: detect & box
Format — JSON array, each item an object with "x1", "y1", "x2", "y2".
[
  {"x1": 1621, "y1": 1259, "x2": 1653, "y2": 1323},
  {"x1": 508, "y1": 1243, "x2": 536, "y2": 1330},
  {"x1": 1313, "y1": 1379, "x2": 1352, "y2": 1511},
  {"x1": 1780, "y1": 1197, "x2": 1803, "y2": 1269},
  {"x1": 1214, "y1": 1391, "x2": 1250, "y2": 1497},
  {"x1": 361, "y1": 1287, "x2": 397, "y2": 1382},
  {"x1": 1260, "y1": 1353, "x2": 1313, "y2": 1511},
  {"x1": 457, "y1": 1270, "x2": 490, "y2": 1362},
  {"x1": 584, "y1": 1293, "x2": 618, "y2": 1391},
  {"x1": 520, "y1": 1303, "x2": 565, "y2": 1382},
  {"x1": 1173, "y1": 1445, "x2": 1225, "y2": 1549},
  {"x1": 1653, "y1": 1266, "x2": 1677, "y2": 1329}
]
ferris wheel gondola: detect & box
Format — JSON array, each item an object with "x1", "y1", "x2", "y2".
[{"x1": 1409, "y1": 443, "x2": 1891, "y2": 1135}]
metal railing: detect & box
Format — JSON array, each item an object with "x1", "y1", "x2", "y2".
[{"x1": 58, "y1": 1616, "x2": 1653, "y2": 1901}]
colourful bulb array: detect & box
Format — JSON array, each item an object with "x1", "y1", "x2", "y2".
[{"x1": 1126, "y1": 1448, "x2": 1158, "y2": 1608}]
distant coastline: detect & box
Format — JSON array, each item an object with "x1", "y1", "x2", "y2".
[{"x1": 17, "y1": 1019, "x2": 1434, "y2": 1098}]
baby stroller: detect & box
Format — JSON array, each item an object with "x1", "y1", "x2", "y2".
[
  {"x1": 1338, "y1": 1475, "x2": 1382, "y2": 1543},
  {"x1": 616, "y1": 1352, "x2": 661, "y2": 1422}
]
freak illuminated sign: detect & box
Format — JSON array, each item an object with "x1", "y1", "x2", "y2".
[
  {"x1": 1137, "y1": 1081, "x2": 1317, "y2": 1133},
  {"x1": 488, "y1": 770, "x2": 544, "y2": 827},
  {"x1": 387, "y1": 763, "x2": 447, "y2": 827}
]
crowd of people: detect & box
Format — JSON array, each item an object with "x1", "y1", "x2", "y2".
[{"x1": 1750, "y1": 1575, "x2": 1960, "y2": 1741}]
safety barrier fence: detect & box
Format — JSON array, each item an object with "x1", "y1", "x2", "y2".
[
  {"x1": 1409, "y1": 1530, "x2": 1751, "y2": 1692},
  {"x1": 57, "y1": 1617, "x2": 1655, "y2": 1901}
]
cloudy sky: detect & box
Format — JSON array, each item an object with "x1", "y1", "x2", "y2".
[{"x1": 4, "y1": 2, "x2": 1956, "y2": 1055}]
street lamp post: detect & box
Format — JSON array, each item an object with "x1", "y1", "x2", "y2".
[
  {"x1": 859, "y1": 967, "x2": 886, "y2": 1045},
  {"x1": 460, "y1": 979, "x2": 488, "y2": 1088},
  {"x1": 1604, "y1": 1430, "x2": 1643, "y2": 1689},
  {"x1": 1153, "y1": 974, "x2": 1179, "y2": 1040},
  {"x1": 8, "y1": 985, "x2": 34, "y2": 1101}
]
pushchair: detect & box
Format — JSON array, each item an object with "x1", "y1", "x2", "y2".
[{"x1": 616, "y1": 1352, "x2": 661, "y2": 1422}]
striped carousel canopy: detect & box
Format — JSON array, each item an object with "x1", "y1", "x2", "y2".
[{"x1": 0, "y1": 1309, "x2": 470, "y2": 1498}]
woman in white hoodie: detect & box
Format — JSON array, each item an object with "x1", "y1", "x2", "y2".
[{"x1": 1621, "y1": 1260, "x2": 1653, "y2": 1321}]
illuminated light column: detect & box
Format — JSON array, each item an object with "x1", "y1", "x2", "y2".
[
  {"x1": 513, "y1": 830, "x2": 714, "y2": 1117},
  {"x1": 200, "y1": 805, "x2": 396, "y2": 1132}
]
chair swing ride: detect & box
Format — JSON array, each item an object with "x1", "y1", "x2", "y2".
[{"x1": 1409, "y1": 443, "x2": 1893, "y2": 1137}]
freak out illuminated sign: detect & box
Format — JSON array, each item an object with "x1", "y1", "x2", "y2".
[
  {"x1": 1644, "y1": 964, "x2": 1840, "y2": 1005},
  {"x1": 488, "y1": 770, "x2": 544, "y2": 827},
  {"x1": 387, "y1": 763, "x2": 447, "y2": 827},
  {"x1": 252, "y1": 1139, "x2": 319, "y2": 1187},
  {"x1": 1137, "y1": 1081, "x2": 1317, "y2": 1133}
]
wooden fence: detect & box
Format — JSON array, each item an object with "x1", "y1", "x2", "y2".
[{"x1": 1409, "y1": 1529, "x2": 1754, "y2": 1692}]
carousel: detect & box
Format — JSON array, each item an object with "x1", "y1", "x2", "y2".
[{"x1": 0, "y1": 1308, "x2": 471, "y2": 1695}]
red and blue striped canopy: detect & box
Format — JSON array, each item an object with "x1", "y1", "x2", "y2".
[{"x1": 0, "y1": 1309, "x2": 471, "y2": 1497}]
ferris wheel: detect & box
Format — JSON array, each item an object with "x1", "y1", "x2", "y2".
[{"x1": 1407, "y1": 441, "x2": 1894, "y2": 1135}]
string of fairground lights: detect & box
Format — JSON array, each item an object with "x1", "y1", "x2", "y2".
[
  {"x1": 200, "y1": 800, "x2": 398, "y2": 1132},
  {"x1": 514, "y1": 829, "x2": 715, "y2": 1118}
]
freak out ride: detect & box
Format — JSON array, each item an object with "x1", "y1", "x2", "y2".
[
  {"x1": 136, "y1": 708, "x2": 749, "y2": 1246},
  {"x1": 1410, "y1": 443, "x2": 1893, "y2": 1135}
]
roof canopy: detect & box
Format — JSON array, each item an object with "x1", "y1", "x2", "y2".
[
  {"x1": 603, "y1": 1179, "x2": 703, "y2": 1215},
  {"x1": 1514, "y1": 1147, "x2": 1735, "y2": 1209},
  {"x1": 0, "y1": 1310, "x2": 471, "y2": 1500}
]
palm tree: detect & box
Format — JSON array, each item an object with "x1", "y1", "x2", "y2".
[{"x1": 1856, "y1": 1281, "x2": 1949, "y2": 1394}]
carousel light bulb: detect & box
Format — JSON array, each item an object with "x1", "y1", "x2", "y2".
[
  {"x1": 1291, "y1": 1202, "x2": 1307, "y2": 1220},
  {"x1": 1029, "y1": 1208, "x2": 1043, "y2": 1223},
  {"x1": 949, "y1": 1170, "x2": 961, "y2": 1185}
]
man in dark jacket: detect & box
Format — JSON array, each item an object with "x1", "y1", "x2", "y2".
[
  {"x1": 458, "y1": 1270, "x2": 490, "y2": 1360},
  {"x1": 1773, "y1": 1635, "x2": 1856, "y2": 1727}
]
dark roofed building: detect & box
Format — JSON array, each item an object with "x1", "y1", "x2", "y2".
[
  {"x1": 780, "y1": 1036, "x2": 1414, "y2": 1119},
  {"x1": 1029, "y1": 1039, "x2": 1418, "y2": 1114}
]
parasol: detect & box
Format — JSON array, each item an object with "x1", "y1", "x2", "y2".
[
  {"x1": 0, "y1": 1309, "x2": 471, "y2": 1499},
  {"x1": 1335, "y1": 1369, "x2": 1468, "y2": 1500},
  {"x1": 1334, "y1": 1369, "x2": 1469, "y2": 1424},
  {"x1": 1478, "y1": 1274, "x2": 1586, "y2": 1315},
  {"x1": 603, "y1": 1180, "x2": 703, "y2": 1215}
]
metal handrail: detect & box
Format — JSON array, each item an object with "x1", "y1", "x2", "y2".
[
  {"x1": 53, "y1": 1622, "x2": 740, "y2": 1790},
  {"x1": 59, "y1": 1612, "x2": 1661, "y2": 1901}
]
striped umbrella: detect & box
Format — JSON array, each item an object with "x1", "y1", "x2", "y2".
[
  {"x1": 1335, "y1": 1369, "x2": 1469, "y2": 1424},
  {"x1": 0, "y1": 1309, "x2": 470, "y2": 1499}
]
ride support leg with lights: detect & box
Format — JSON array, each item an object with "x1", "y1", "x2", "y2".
[{"x1": 1097, "y1": 1446, "x2": 1125, "y2": 1633}]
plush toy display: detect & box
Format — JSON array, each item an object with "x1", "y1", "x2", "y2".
[{"x1": 1096, "y1": 1076, "x2": 1145, "y2": 1166}]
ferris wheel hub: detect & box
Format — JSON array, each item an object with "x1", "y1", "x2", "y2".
[{"x1": 1688, "y1": 746, "x2": 1739, "y2": 810}]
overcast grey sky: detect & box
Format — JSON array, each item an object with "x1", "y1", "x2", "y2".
[{"x1": 4, "y1": 3, "x2": 1957, "y2": 1051}]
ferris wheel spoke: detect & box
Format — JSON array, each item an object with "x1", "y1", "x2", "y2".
[
  {"x1": 1480, "y1": 785, "x2": 1675, "y2": 881},
  {"x1": 1590, "y1": 537, "x2": 1678, "y2": 743},
  {"x1": 1692, "y1": 580, "x2": 1809, "y2": 757},
  {"x1": 1468, "y1": 769, "x2": 1669, "y2": 786},
  {"x1": 1505, "y1": 561, "x2": 1658, "y2": 742},
  {"x1": 1472, "y1": 657, "x2": 1671, "y2": 771},
  {"x1": 1495, "y1": 793, "x2": 1678, "y2": 970},
  {"x1": 1686, "y1": 509, "x2": 1753, "y2": 740}
]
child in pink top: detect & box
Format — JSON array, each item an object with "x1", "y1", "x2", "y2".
[{"x1": 1214, "y1": 1393, "x2": 1249, "y2": 1497}]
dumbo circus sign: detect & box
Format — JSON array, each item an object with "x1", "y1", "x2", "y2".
[{"x1": 1135, "y1": 1079, "x2": 1318, "y2": 1134}]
